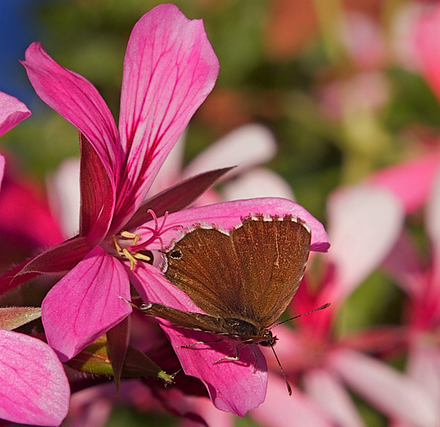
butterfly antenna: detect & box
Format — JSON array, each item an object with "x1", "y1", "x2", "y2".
[
  {"x1": 270, "y1": 302, "x2": 331, "y2": 329},
  {"x1": 269, "y1": 344, "x2": 292, "y2": 396}
]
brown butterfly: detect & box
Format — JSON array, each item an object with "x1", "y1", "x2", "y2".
[{"x1": 134, "y1": 214, "x2": 325, "y2": 394}]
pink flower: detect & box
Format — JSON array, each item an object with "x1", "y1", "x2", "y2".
[
  {"x1": 249, "y1": 183, "x2": 438, "y2": 427},
  {"x1": 377, "y1": 161, "x2": 440, "y2": 426},
  {"x1": 0, "y1": 92, "x2": 69, "y2": 426},
  {"x1": 0, "y1": 5, "x2": 329, "y2": 416}
]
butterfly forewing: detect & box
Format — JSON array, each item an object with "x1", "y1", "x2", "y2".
[
  {"x1": 231, "y1": 216, "x2": 311, "y2": 327},
  {"x1": 165, "y1": 228, "x2": 246, "y2": 318}
]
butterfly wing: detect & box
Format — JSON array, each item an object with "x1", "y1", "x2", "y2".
[
  {"x1": 230, "y1": 216, "x2": 311, "y2": 328},
  {"x1": 164, "y1": 228, "x2": 247, "y2": 318}
]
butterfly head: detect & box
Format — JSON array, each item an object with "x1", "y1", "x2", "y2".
[{"x1": 259, "y1": 329, "x2": 278, "y2": 347}]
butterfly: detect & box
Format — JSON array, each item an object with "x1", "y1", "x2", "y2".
[{"x1": 135, "y1": 214, "x2": 319, "y2": 394}]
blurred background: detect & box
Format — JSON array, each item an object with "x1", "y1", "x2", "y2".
[{"x1": 1, "y1": 0, "x2": 439, "y2": 426}]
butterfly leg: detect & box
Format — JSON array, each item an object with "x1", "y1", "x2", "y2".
[
  {"x1": 250, "y1": 345, "x2": 259, "y2": 373},
  {"x1": 182, "y1": 338, "x2": 222, "y2": 348},
  {"x1": 214, "y1": 346, "x2": 240, "y2": 364}
]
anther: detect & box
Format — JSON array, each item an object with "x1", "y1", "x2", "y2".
[{"x1": 120, "y1": 230, "x2": 141, "y2": 245}]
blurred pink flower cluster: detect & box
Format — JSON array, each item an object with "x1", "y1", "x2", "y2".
[{"x1": 1, "y1": 3, "x2": 440, "y2": 427}]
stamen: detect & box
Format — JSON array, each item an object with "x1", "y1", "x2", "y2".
[
  {"x1": 134, "y1": 252, "x2": 152, "y2": 262},
  {"x1": 112, "y1": 235, "x2": 122, "y2": 252},
  {"x1": 122, "y1": 248, "x2": 137, "y2": 270},
  {"x1": 120, "y1": 230, "x2": 140, "y2": 245}
]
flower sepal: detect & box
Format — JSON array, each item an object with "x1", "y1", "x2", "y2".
[
  {"x1": 0, "y1": 306, "x2": 41, "y2": 330},
  {"x1": 65, "y1": 334, "x2": 174, "y2": 385}
]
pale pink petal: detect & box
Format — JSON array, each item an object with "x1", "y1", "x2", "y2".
[
  {"x1": 416, "y1": 4, "x2": 440, "y2": 102},
  {"x1": 132, "y1": 264, "x2": 267, "y2": 416},
  {"x1": 326, "y1": 184, "x2": 403, "y2": 302},
  {"x1": 22, "y1": 43, "x2": 121, "y2": 178},
  {"x1": 328, "y1": 349, "x2": 438, "y2": 427},
  {"x1": 137, "y1": 197, "x2": 329, "y2": 253},
  {"x1": 116, "y1": 4, "x2": 219, "y2": 223},
  {"x1": 304, "y1": 369, "x2": 365, "y2": 427},
  {"x1": 64, "y1": 385, "x2": 112, "y2": 427},
  {"x1": 0, "y1": 91, "x2": 31, "y2": 137},
  {"x1": 221, "y1": 168, "x2": 295, "y2": 201},
  {"x1": 183, "y1": 124, "x2": 277, "y2": 180},
  {"x1": 391, "y1": 3, "x2": 424, "y2": 71},
  {"x1": 338, "y1": 12, "x2": 386, "y2": 69},
  {"x1": 47, "y1": 157, "x2": 81, "y2": 238},
  {"x1": 250, "y1": 376, "x2": 333, "y2": 427},
  {"x1": 426, "y1": 166, "x2": 440, "y2": 287},
  {"x1": 382, "y1": 232, "x2": 426, "y2": 298},
  {"x1": 42, "y1": 247, "x2": 131, "y2": 361},
  {"x1": 0, "y1": 329, "x2": 69, "y2": 426},
  {"x1": 369, "y1": 151, "x2": 440, "y2": 213},
  {"x1": 178, "y1": 396, "x2": 234, "y2": 427},
  {"x1": 405, "y1": 342, "x2": 440, "y2": 407}
]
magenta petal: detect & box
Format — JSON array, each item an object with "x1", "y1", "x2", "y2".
[
  {"x1": 0, "y1": 329, "x2": 69, "y2": 426},
  {"x1": 0, "y1": 154, "x2": 4, "y2": 189},
  {"x1": 42, "y1": 246, "x2": 131, "y2": 362},
  {"x1": 79, "y1": 135, "x2": 115, "y2": 243},
  {"x1": 137, "y1": 197, "x2": 329, "y2": 253},
  {"x1": 0, "y1": 91, "x2": 31, "y2": 137},
  {"x1": 116, "y1": 4, "x2": 219, "y2": 222},
  {"x1": 22, "y1": 43, "x2": 121, "y2": 177},
  {"x1": 132, "y1": 264, "x2": 267, "y2": 416},
  {"x1": 369, "y1": 151, "x2": 440, "y2": 214}
]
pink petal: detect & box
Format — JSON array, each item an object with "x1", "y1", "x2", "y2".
[
  {"x1": 79, "y1": 135, "x2": 115, "y2": 244},
  {"x1": 0, "y1": 91, "x2": 31, "y2": 137},
  {"x1": 132, "y1": 264, "x2": 267, "y2": 416},
  {"x1": 137, "y1": 197, "x2": 329, "y2": 253},
  {"x1": 304, "y1": 369, "x2": 364, "y2": 427},
  {"x1": 22, "y1": 43, "x2": 121, "y2": 179},
  {"x1": 147, "y1": 130, "x2": 186, "y2": 196},
  {"x1": 0, "y1": 329, "x2": 69, "y2": 426},
  {"x1": 0, "y1": 154, "x2": 5, "y2": 192},
  {"x1": 116, "y1": 4, "x2": 219, "y2": 225},
  {"x1": 0, "y1": 172, "x2": 65, "y2": 251},
  {"x1": 42, "y1": 246, "x2": 131, "y2": 361},
  {"x1": 416, "y1": 4, "x2": 440, "y2": 102},
  {"x1": 183, "y1": 124, "x2": 277, "y2": 180},
  {"x1": 0, "y1": 236, "x2": 91, "y2": 296},
  {"x1": 326, "y1": 184, "x2": 403, "y2": 303},
  {"x1": 369, "y1": 151, "x2": 440, "y2": 214},
  {"x1": 250, "y1": 376, "x2": 333, "y2": 427},
  {"x1": 328, "y1": 348, "x2": 438, "y2": 427}
]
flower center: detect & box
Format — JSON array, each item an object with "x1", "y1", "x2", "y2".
[{"x1": 112, "y1": 232, "x2": 152, "y2": 270}]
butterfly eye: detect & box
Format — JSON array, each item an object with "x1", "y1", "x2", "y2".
[{"x1": 170, "y1": 249, "x2": 183, "y2": 259}]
